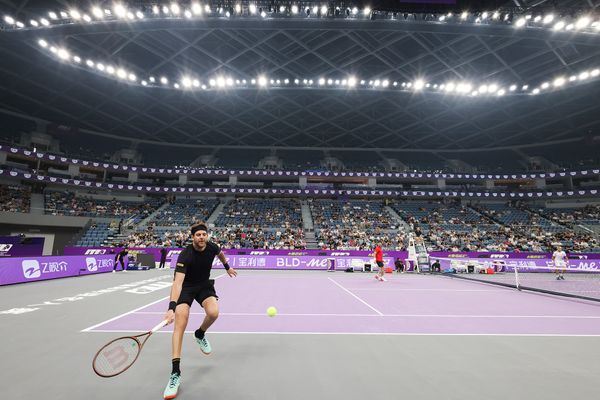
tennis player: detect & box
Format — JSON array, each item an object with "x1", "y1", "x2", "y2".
[
  {"x1": 372, "y1": 242, "x2": 386, "y2": 281},
  {"x1": 552, "y1": 245, "x2": 568, "y2": 280},
  {"x1": 162, "y1": 222, "x2": 237, "y2": 399}
]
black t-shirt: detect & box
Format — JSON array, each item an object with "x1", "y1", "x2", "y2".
[
  {"x1": 175, "y1": 242, "x2": 221, "y2": 286},
  {"x1": 116, "y1": 250, "x2": 128, "y2": 261}
]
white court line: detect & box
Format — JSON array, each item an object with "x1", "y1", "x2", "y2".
[
  {"x1": 328, "y1": 277, "x2": 383, "y2": 316},
  {"x1": 81, "y1": 330, "x2": 600, "y2": 337},
  {"x1": 347, "y1": 288, "x2": 504, "y2": 292},
  {"x1": 132, "y1": 311, "x2": 600, "y2": 319},
  {"x1": 81, "y1": 273, "x2": 226, "y2": 332},
  {"x1": 81, "y1": 295, "x2": 170, "y2": 332}
]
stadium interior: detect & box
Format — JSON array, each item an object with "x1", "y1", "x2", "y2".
[{"x1": 1, "y1": 0, "x2": 600, "y2": 398}]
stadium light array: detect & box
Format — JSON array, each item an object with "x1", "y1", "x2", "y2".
[
  {"x1": 34, "y1": 38, "x2": 600, "y2": 98},
  {"x1": 1, "y1": 2, "x2": 599, "y2": 41}
]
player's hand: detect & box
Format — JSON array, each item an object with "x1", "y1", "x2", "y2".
[
  {"x1": 164, "y1": 310, "x2": 175, "y2": 324},
  {"x1": 227, "y1": 267, "x2": 238, "y2": 277}
]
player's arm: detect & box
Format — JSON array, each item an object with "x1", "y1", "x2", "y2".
[
  {"x1": 164, "y1": 272, "x2": 184, "y2": 324},
  {"x1": 218, "y1": 250, "x2": 237, "y2": 277}
]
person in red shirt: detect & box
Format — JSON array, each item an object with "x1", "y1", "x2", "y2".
[{"x1": 372, "y1": 243, "x2": 386, "y2": 281}]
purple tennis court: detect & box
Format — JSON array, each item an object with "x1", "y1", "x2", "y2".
[{"x1": 84, "y1": 271, "x2": 600, "y2": 336}]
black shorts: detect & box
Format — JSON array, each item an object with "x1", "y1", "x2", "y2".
[
  {"x1": 177, "y1": 280, "x2": 218, "y2": 307},
  {"x1": 376, "y1": 261, "x2": 384, "y2": 268}
]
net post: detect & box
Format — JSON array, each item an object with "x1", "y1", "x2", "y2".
[{"x1": 513, "y1": 265, "x2": 521, "y2": 290}]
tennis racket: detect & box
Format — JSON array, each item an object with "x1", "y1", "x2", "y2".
[{"x1": 92, "y1": 319, "x2": 168, "y2": 378}]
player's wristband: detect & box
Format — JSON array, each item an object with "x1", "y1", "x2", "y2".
[
  {"x1": 168, "y1": 301, "x2": 177, "y2": 311},
  {"x1": 224, "y1": 263, "x2": 230, "y2": 271}
]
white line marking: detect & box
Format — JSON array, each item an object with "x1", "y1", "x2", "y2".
[
  {"x1": 80, "y1": 295, "x2": 170, "y2": 332},
  {"x1": 132, "y1": 311, "x2": 600, "y2": 319},
  {"x1": 81, "y1": 273, "x2": 226, "y2": 332},
  {"x1": 347, "y1": 288, "x2": 504, "y2": 292},
  {"x1": 81, "y1": 330, "x2": 600, "y2": 337},
  {"x1": 328, "y1": 277, "x2": 383, "y2": 316}
]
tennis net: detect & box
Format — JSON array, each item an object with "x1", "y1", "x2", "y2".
[{"x1": 434, "y1": 257, "x2": 600, "y2": 303}]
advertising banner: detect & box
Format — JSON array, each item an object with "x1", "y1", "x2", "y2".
[
  {"x1": 0, "y1": 236, "x2": 44, "y2": 257},
  {"x1": 0, "y1": 255, "x2": 115, "y2": 285},
  {"x1": 63, "y1": 247, "x2": 405, "y2": 262},
  {"x1": 208, "y1": 255, "x2": 396, "y2": 271}
]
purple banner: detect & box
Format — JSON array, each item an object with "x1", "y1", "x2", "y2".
[
  {"x1": 2, "y1": 166, "x2": 600, "y2": 199},
  {"x1": 0, "y1": 236, "x2": 44, "y2": 257},
  {"x1": 63, "y1": 247, "x2": 405, "y2": 262},
  {"x1": 4, "y1": 144, "x2": 596, "y2": 181},
  {"x1": 428, "y1": 251, "x2": 600, "y2": 260},
  {"x1": 208, "y1": 255, "x2": 396, "y2": 271},
  {"x1": 0, "y1": 255, "x2": 115, "y2": 285},
  {"x1": 431, "y1": 255, "x2": 600, "y2": 272}
]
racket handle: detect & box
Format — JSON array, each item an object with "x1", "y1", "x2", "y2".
[{"x1": 151, "y1": 320, "x2": 169, "y2": 333}]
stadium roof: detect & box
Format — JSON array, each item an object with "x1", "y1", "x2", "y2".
[{"x1": 0, "y1": 0, "x2": 599, "y2": 157}]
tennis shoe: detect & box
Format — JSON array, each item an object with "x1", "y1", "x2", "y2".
[
  {"x1": 379, "y1": 275, "x2": 387, "y2": 282},
  {"x1": 163, "y1": 373, "x2": 181, "y2": 399},
  {"x1": 196, "y1": 336, "x2": 212, "y2": 355}
]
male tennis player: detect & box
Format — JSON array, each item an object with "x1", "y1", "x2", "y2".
[
  {"x1": 162, "y1": 222, "x2": 237, "y2": 399},
  {"x1": 552, "y1": 245, "x2": 568, "y2": 280},
  {"x1": 372, "y1": 242, "x2": 386, "y2": 281}
]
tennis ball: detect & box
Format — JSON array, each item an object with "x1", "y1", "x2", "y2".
[{"x1": 266, "y1": 306, "x2": 277, "y2": 317}]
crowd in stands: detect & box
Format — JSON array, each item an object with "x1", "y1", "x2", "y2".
[
  {"x1": 395, "y1": 200, "x2": 600, "y2": 252},
  {"x1": 534, "y1": 205, "x2": 600, "y2": 227},
  {"x1": 44, "y1": 190, "x2": 160, "y2": 221},
  {"x1": 150, "y1": 197, "x2": 219, "y2": 226},
  {"x1": 215, "y1": 199, "x2": 303, "y2": 229},
  {"x1": 0, "y1": 188, "x2": 590, "y2": 252},
  {"x1": 109, "y1": 198, "x2": 306, "y2": 249},
  {"x1": 0, "y1": 184, "x2": 30, "y2": 213},
  {"x1": 316, "y1": 229, "x2": 407, "y2": 250},
  {"x1": 213, "y1": 227, "x2": 306, "y2": 249},
  {"x1": 310, "y1": 199, "x2": 406, "y2": 250}
]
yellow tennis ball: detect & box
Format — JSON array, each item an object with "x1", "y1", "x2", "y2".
[{"x1": 266, "y1": 306, "x2": 277, "y2": 317}]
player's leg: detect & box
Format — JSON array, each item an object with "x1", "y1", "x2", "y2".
[
  {"x1": 195, "y1": 296, "x2": 219, "y2": 355},
  {"x1": 200, "y1": 296, "x2": 219, "y2": 331},
  {"x1": 164, "y1": 303, "x2": 190, "y2": 399},
  {"x1": 377, "y1": 261, "x2": 386, "y2": 280},
  {"x1": 172, "y1": 303, "x2": 190, "y2": 359}
]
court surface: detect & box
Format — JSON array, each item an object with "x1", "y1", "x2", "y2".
[{"x1": 2, "y1": 269, "x2": 599, "y2": 400}]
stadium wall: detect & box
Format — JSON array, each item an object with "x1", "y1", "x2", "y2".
[{"x1": 0, "y1": 212, "x2": 89, "y2": 255}]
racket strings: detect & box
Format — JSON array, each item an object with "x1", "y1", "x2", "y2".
[{"x1": 93, "y1": 337, "x2": 140, "y2": 377}]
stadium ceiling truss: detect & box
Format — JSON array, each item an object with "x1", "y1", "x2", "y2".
[{"x1": 0, "y1": 0, "x2": 599, "y2": 154}]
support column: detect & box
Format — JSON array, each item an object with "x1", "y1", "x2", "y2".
[
  {"x1": 128, "y1": 172, "x2": 138, "y2": 183},
  {"x1": 68, "y1": 164, "x2": 80, "y2": 177},
  {"x1": 299, "y1": 176, "x2": 307, "y2": 189},
  {"x1": 179, "y1": 174, "x2": 188, "y2": 186}
]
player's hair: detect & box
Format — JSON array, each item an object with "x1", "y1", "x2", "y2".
[{"x1": 191, "y1": 221, "x2": 208, "y2": 235}]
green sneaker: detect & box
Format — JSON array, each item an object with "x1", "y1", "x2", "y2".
[
  {"x1": 163, "y1": 373, "x2": 181, "y2": 399},
  {"x1": 196, "y1": 335, "x2": 212, "y2": 355}
]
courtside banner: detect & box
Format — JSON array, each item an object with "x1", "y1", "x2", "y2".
[
  {"x1": 429, "y1": 254, "x2": 600, "y2": 272},
  {"x1": 209, "y1": 255, "x2": 396, "y2": 270},
  {"x1": 0, "y1": 255, "x2": 115, "y2": 285},
  {"x1": 0, "y1": 236, "x2": 44, "y2": 257},
  {"x1": 63, "y1": 247, "x2": 407, "y2": 261}
]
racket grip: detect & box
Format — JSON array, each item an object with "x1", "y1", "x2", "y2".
[{"x1": 151, "y1": 320, "x2": 169, "y2": 333}]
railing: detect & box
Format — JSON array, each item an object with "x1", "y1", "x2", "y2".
[{"x1": 2, "y1": 144, "x2": 599, "y2": 182}]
